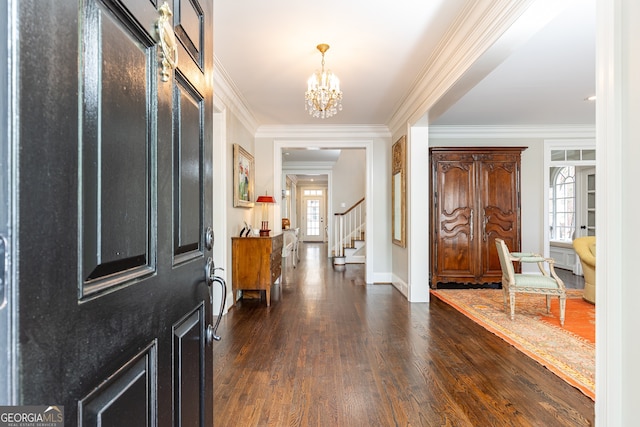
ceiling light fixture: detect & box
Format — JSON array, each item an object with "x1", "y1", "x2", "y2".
[{"x1": 305, "y1": 44, "x2": 343, "y2": 119}]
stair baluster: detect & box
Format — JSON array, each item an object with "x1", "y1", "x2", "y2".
[{"x1": 333, "y1": 197, "x2": 365, "y2": 266}]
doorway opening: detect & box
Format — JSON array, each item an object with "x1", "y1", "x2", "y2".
[
  {"x1": 273, "y1": 140, "x2": 374, "y2": 284},
  {"x1": 544, "y1": 140, "x2": 596, "y2": 274},
  {"x1": 282, "y1": 175, "x2": 328, "y2": 243}
]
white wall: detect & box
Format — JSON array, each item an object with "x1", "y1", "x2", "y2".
[
  {"x1": 254, "y1": 136, "x2": 276, "y2": 231},
  {"x1": 371, "y1": 136, "x2": 392, "y2": 283},
  {"x1": 332, "y1": 149, "x2": 365, "y2": 212},
  {"x1": 217, "y1": 109, "x2": 258, "y2": 309},
  {"x1": 225, "y1": 115, "x2": 257, "y2": 231}
]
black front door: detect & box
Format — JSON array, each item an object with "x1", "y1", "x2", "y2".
[{"x1": 1, "y1": 0, "x2": 217, "y2": 424}]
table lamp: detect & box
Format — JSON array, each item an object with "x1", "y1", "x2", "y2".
[{"x1": 256, "y1": 194, "x2": 276, "y2": 236}]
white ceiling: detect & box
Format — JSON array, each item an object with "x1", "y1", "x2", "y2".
[
  {"x1": 432, "y1": 0, "x2": 596, "y2": 126},
  {"x1": 214, "y1": 0, "x2": 467, "y2": 125},
  {"x1": 213, "y1": 0, "x2": 595, "y2": 128}
]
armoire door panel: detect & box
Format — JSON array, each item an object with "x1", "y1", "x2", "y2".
[
  {"x1": 433, "y1": 160, "x2": 475, "y2": 280},
  {"x1": 478, "y1": 158, "x2": 521, "y2": 278}
]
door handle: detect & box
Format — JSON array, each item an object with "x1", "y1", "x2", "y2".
[{"x1": 204, "y1": 257, "x2": 226, "y2": 344}]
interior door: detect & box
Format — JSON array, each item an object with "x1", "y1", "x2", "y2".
[
  {"x1": 3, "y1": 0, "x2": 216, "y2": 425},
  {"x1": 578, "y1": 167, "x2": 596, "y2": 237},
  {"x1": 302, "y1": 190, "x2": 326, "y2": 242}
]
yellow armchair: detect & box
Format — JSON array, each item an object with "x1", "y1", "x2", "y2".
[{"x1": 573, "y1": 236, "x2": 596, "y2": 304}]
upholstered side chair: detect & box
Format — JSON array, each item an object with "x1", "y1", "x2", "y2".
[
  {"x1": 495, "y1": 238, "x2": 567, "y2": 326},
  {"x1": 573, "y1": 236, "x2": 595, "y2": 304}
]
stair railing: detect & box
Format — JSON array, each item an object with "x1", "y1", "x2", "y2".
[{"x1": 333, "y1": 197, "x2": 365, "y2": 258}]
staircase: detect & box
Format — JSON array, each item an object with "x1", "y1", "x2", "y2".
[{"x1": 332, "y1": 198, "x2": 365, "y2": 268}]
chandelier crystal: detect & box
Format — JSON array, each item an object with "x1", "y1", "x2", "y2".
[{"x1": 305, "y1": 44, "x2": 343, "y2": 119}]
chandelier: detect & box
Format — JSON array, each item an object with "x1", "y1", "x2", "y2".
[{"x1": 305, "y1": 44, "x2": 343, "y2": 119}]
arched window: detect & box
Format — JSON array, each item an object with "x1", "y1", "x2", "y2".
[{"x1": 549, "y1": 166, "x2": 575, "y2": 241}]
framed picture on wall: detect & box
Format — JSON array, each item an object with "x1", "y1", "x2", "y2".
[
  {"x1": 392, "y1": 136, "x2": 406, "y2": 247},
  {"x1": 233, "y1": 144, "x2": 254, "y2": 208}
]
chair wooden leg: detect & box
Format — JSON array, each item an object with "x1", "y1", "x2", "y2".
[
  {"x1": 559, "y1": 296, "x2": 566, "y2": 327},
  {"x1": 509, "y1": 292, "x2": 516, "y2": 321},
  {"x1": 502, "y1": 285, "x2": 508, "y2": 309},
  {"x1": 546, "y1": 295, "x2": 551, "y2": 313}
]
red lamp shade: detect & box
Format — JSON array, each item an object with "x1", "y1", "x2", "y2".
[
  {"x1": 256, "y1": 195, "x2": 277, "y2": 204},
  {"x1": 256, "y1": 194, "x2": 276, "y2": 236}
]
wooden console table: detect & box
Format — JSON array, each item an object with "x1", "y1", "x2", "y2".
[{"x1": 231, "y1": 234, "x2": 283, "y2": 306}]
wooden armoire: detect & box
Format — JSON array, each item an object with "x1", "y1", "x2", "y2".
[{"x1": 430, "y1": 147, "x2": 526, "y2": 287}]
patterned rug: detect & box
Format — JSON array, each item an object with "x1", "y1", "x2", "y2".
[{"x1": 431, "y1": 288, "x2": 595, "y2": 400}]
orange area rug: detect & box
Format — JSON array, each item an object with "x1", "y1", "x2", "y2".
[
  {"x1": 431, "y1": 288, "x2": 595, "y2": 400},
  {"x1": 539, "y1": 296, "x2": 595, "y2": 343}
]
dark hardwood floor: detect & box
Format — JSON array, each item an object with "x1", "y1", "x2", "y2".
[
  {"x1": 556, "y1": 267, "x2": 586, "y2": 289},
  {"x1": 214, "y1": 243, "x2": 594, "y2": 426}
]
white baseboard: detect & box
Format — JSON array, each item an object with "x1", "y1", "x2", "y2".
[{"x1": 391, "y1": 274, "x2": 408, "y2": 298}]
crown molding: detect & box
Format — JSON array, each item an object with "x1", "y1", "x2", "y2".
[
  {"x1": 387, "y1": 0, "x2": 533, "y2": 134},
  {"x1": 213, "y1": 56, "x2": 259, "y2": 133},
  {"x1": 255, "y1": 124, "x2": 391, "y2": 139},
  {"x1": 428, "y1": 124, "x2": 596, "y2": 139}
]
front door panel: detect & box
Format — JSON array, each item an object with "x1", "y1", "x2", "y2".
[
  {"x1": 80, "y1": 0, "x2": 157, "y2": 298},
  {"x1": 174, "y1": 76, "x2": 204, "y2": 263},
  {"x1": 12, "y1": 0, "x2": 215, "y2": 425},
  {"x1": 173, "y1": 306, "x2": 206, "y2": 426},
  {"x1": 79, "y1": 343, "x2": 157, "y2": 425}
]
